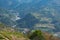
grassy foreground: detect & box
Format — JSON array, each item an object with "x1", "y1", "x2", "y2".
[{"x1": 0, "y1": 23, "x2": 60, "y2": 40}]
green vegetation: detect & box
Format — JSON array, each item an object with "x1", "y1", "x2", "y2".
[
  {"x1": 0, "y1": 23, "x2": 29, "y2": 40},
  {"x1": 29, "y1": 30, "x2": 45, "y2": 40},
  {"x1": 0, "y1": 31, "x2": 24, "y2": 40},
  {"x1": 0, "y1": 23, "x2": 60, "y2": 40}
]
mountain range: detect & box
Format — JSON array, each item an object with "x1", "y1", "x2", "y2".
[{"x1": 0, "y1": 0, "x2": 60, "y2": 37}]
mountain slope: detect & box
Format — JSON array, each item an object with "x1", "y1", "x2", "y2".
[
  {"x1": 0, "y1": 23, "x2": 29, "y2": 40},
  {"x1": 0, "y1": 0, "x2": 60, "y2": 37},
  {"x1": 16, "y1": 12, "x2": 60, "y2": 33},
  {"x1": 0, "y1": 8, "x2": 20, "y2": 26},
  {"x1": 16, "y1": 13, "x2": 39, "y2": 29}
]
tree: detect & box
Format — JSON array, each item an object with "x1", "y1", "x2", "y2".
[{"x1": 29, "y1": 30, "x2": 45, "y2": 40}]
